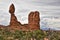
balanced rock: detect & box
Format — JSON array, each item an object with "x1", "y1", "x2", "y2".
[
  {"x1": 0, "y1": 4, "x2": 40, "y2": 31},
  {"x1": 9, "y1": 4, "x2": 21, "y2": 29}
]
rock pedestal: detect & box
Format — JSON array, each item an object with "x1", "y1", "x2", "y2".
[{"x1": 9, "y1": 4, "x2": 21, "y2": 29}]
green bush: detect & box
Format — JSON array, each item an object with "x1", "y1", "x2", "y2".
[{"x1": 0, "y1": 28, "x2": 60, "y2": 40}]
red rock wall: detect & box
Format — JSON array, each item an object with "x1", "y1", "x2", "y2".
[
  {"x1": 28, "y1": 11, "x2": 40, "y2": 30},
  {"x1": 0, "y1": 4, "x2": 40, "y2": 31}
]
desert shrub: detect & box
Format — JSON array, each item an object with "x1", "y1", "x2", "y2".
[{"x1": 0, "y1": 28, "x2": 60, "y2": 40}]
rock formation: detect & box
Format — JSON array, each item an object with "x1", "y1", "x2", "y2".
[
  {"x1": 28, "y1": 11, "x2": 40, "y2": 30},
  {"x1": 0, "y1": 4, "x2": 40, "y2": 31},
  {"x1": 9, "y1": 4, "x2": 21, "y2": 30}
]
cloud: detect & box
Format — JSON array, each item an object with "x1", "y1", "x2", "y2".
[
  {"x1": 0, "y1": 0, "x2": 60, "y2": 30},
  {"x1": 22, "y1": 0, "x2": 60, "y2": 6},
  {"x1": 17, "y1": 9, "x2": 30, "y2": 13},
  {"x1": 41, "y1": 16, "x2": 60, "y2": 30}
]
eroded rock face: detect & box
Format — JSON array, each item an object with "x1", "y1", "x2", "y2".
[
  {"x1": 0, "y1": 4, "x2": 40, "y2": 31},
  {"x1": 9, "y1": 4, "x2": 21, "y2": 29},
  {"x1": 28, "y1": 11, "x2": 40, "y2": 30}
]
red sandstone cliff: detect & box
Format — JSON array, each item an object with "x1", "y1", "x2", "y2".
[
  {"x1": 28, "y1": 11, "x2": 40, "y2": 30},
  {"x1": 0, "y1": 4, "x2": 40, "y2": 31}
]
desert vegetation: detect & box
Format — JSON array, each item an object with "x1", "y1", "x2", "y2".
[{"x1": 0, "y1": 28, "x2": 60, "y2": 40}]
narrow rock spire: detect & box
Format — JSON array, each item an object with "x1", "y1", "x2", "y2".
[{"x1": 9, "y1": 4, "x2": 21, "y2": 28}]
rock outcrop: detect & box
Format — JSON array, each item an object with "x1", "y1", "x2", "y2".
[
  {"x1": 0, "y1": 4, "x2": 40, "y2": 31},
  {"x1": 28, "y1": 11, "x2": 40, "y2": 30},
  {"x1": 9, "y1": 4, "x2": 21, "y2": 30}
]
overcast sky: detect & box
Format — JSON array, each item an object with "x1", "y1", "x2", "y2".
[{"x1": 0, "y1": 0, "x2": 60, "y2": 30}]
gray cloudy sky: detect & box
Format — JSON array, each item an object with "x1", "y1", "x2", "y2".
[{"x1": 0, "y1": 0, "x2": 60, "y2": 30}]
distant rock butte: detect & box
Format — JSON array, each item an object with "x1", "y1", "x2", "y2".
[{"x1": 0, "y1": 4, "x2": 40, "y2": 31}]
